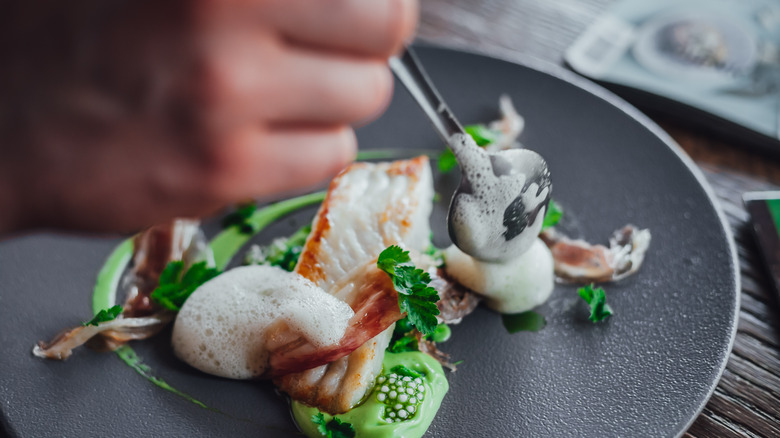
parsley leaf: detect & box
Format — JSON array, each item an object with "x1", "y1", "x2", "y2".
[
  {"x1": 221, "y1": 203, "x2": 258, "y2": 234},
  {"x1": 437, "y1": 149, "x2": 458, "y2": 173},
  {"x1": 83, "y1": 304, "x2": 123, "y2": 326},
  {"x1": 542, "y1": 199, "x2": 563, "y2": 230},
  {"x1": 464, "y1": 124, "x2": 500, "y2": 146},
  {"x1": 578, "y1": 284, "x2": 613, "y2": 322},
  {"x1": 377, "y1": 246, "x2": 440, "y2": 336},
  {"x1": 501, "y1": 310, "x2": 546, "y2": 333},
  {"x1": 311, "y1": 413, "x2": 355, "y2": 438},
  {"x1": 151, "y1": 261, "x2": 221, "y2": 312}
]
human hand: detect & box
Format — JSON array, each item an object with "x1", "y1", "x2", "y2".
[{"x1": 0, "y1": 0, "x2": 418, "y2": 235}]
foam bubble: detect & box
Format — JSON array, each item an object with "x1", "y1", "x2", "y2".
[{"x1": 171, "y1": 265, "x2": 354, "y2": 379}]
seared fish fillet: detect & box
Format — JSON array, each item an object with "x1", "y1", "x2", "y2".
[{"x1": 275, "y1": 156, "x2": 434, "y2": 414}]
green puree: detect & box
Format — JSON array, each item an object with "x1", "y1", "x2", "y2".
[{"x1": 292, "y1": 352, "x2": 448, "y2": 438}]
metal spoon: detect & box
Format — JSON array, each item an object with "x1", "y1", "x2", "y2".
[{"x1": 389, "y1": 48, "x2": 552, "y2": 262}]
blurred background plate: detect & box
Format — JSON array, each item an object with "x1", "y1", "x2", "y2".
[{"x1": 0, "y1": 46, "x2": 738, "y2": 437}]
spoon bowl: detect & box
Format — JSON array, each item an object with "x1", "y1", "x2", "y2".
[
  {"x1": 390, "y1": 48, "x2": 551, "y2": 261},
  {"x1": 446, "y1": 134, "x2": 551, "y2": 262}
]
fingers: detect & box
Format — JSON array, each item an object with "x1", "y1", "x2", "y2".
[
  {"x1": 264, "y1": 0, "x2": 419, "y2": 58},
  {"x1": 202, "y1": 35, "x2": 393, "y2": 128},
  {"x1": 205, "y1": 125, "x2": 357, "y2": 201}
]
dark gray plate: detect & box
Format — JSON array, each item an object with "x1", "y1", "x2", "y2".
[{"x1": 0, "y1": 46, "x2": 738, "y2": 438}]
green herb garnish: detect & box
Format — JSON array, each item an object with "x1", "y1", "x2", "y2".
[
  {"x1": 438, "y1": 123, "x2": 500, "y2": 173},
  {"x1": 501, "y1": 310, "x2": 547, "y2": 333},
  {"x1": 388, "y1": 333, "x2": 418, "y2": 353},
  {"x1": 388, "y1": 316, "x2": 419, "y2": 353},
  {"x1": 221, "y1": 203, "x2": 258, "y2": 234},
  {"x1": 542, "y1": 199, "x2": 563, "y2": 230},
  {"x1": 83, "y1": 304, "x2": 123, "y2": 326},
  {"x1": 578, "y1": 284, "x2": 613, "y2": 322},
  {"x1": 248, "y1": 224, "x2": 311, "y2": 271},
  {"x1": 312, "y1": 413, "x2": 355, "y2": 438},
  {"x1": 150, "y1": 261, "x2": 221, "y2": 312},
  {"x1": 464, "y1": 124, "x2": 500, "y2": 146},
  {"x1": 377, "y1": 246, "x2": 440, "y2": 336},
  {"x1": 390, "y1": 364, "x2": 423, "y2": 379},
  {"x1": 437, "y1": 149, "x2": 458, "y2": 173}
]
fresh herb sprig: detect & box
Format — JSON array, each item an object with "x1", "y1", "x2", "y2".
[
  {"x1": 377, "y1": 246, "x2": 440, "y2": 336},
  {"x1": 150, "y1": 261, "x2": 221, "y2": 312},
  {"x1": 248, "y1": 225, "x2": 311, "y2": 271},
  {"x1": 221, "y1": 203, "x2": 258, "y2": 234},
  {"x1": 542, "y1": 199, "x2": 563, "y2": 230},
  {"x1": 83, "y1": 305, "x2": 123, "y2": 326},
  {"x1": 312, "y1": 413, "x2": 355, "y2": 438},
  {"x1": 578, "y1": 284, "x2": 613, "y2": 322}
]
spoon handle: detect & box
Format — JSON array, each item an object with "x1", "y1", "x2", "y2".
[{"x1": 389, "y1": 47, "x2": 466, "y2": 142}]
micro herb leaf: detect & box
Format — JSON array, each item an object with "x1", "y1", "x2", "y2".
[
  {"x1": 578, "y1": 284, "x2": 613, "y2": 322},
  {"x1": 312, "y1": 413, "x2": 355, "y2": 438},
  {"x1": 83, "y1": 305, "x2": 123, "y2": 326},
  {"x1": 377, "y1": 246, "x2": 440, "y2": 336},
  {"x1": 464, "y1": 124, "x2": 500, "y2": 146},
  {"x1": 151, "y1": 261, "x2": 221, "y2": 312},
  {"x1": 391, "y1": 365, "x2": 423, "y2": 379},
  {"x1": 254, "y1": 225, "x2": 312, "y2": 271},
  {"x1": 312, "y1": 413, "x2": 328, "y2": 435},
  {"x1": 501, "y1": 310, "x2": 547, "y2": 333},
  {"x1": 388, "y1": 334, "x2": 419, "y2": 353},
  {"x1": 542, "y1": 199, "x2": 563, "y2": 230},
  {"x1": 158, "y1": 261, "x2": 184, "y2": 286},
  {"x1": 378, "y1": 250, "x2": 439, "y2": 335},
  {"x1": 221, "y1": 202, "x2": 258, "y2": 234},
  {"x1": 437, "y1": 149, "x2": 458, "y2": 173}
]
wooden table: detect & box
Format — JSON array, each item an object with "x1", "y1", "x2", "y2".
[{"x1": 418, "y1": 1, "x2": 780, "y2": 437}]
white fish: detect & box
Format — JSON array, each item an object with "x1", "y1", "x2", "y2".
[{"x1": 275, "y1": 156, "x2": 434, "y2": 414}]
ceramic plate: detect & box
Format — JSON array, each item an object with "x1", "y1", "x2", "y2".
[{"x1": 0, "y1": 46, "x2": 739, "y2": 437}]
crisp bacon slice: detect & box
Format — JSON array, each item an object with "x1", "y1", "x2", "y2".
[
  {"x1": 266, "y1": 266, "x2": 402, "y2": 378},
  {"x1": 123, "y1": 219, "x2": 207, "y2": 317},
  {"x1": 33, "y1": 314, "x2": 172, "y2": 360},
  {"x1": 540, "y1": 225, "x2": 651, "y2": 283},
  {"x1": 275, "y1": 157, "x2": 434, "y2": 414},
  {"x1": 33, "y1": 219, "x2": 208, "y2": 360}
]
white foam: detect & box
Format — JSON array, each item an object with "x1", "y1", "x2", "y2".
[
  {"x1": 448, "y1": 133, "x2": 550, "y2": 261},
  {"x1": 444, "y1": 238, "x2": 554, "y2": 313},
  {"x1": 171, "y1": 265, "x2": 354, "y2": 379}
]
